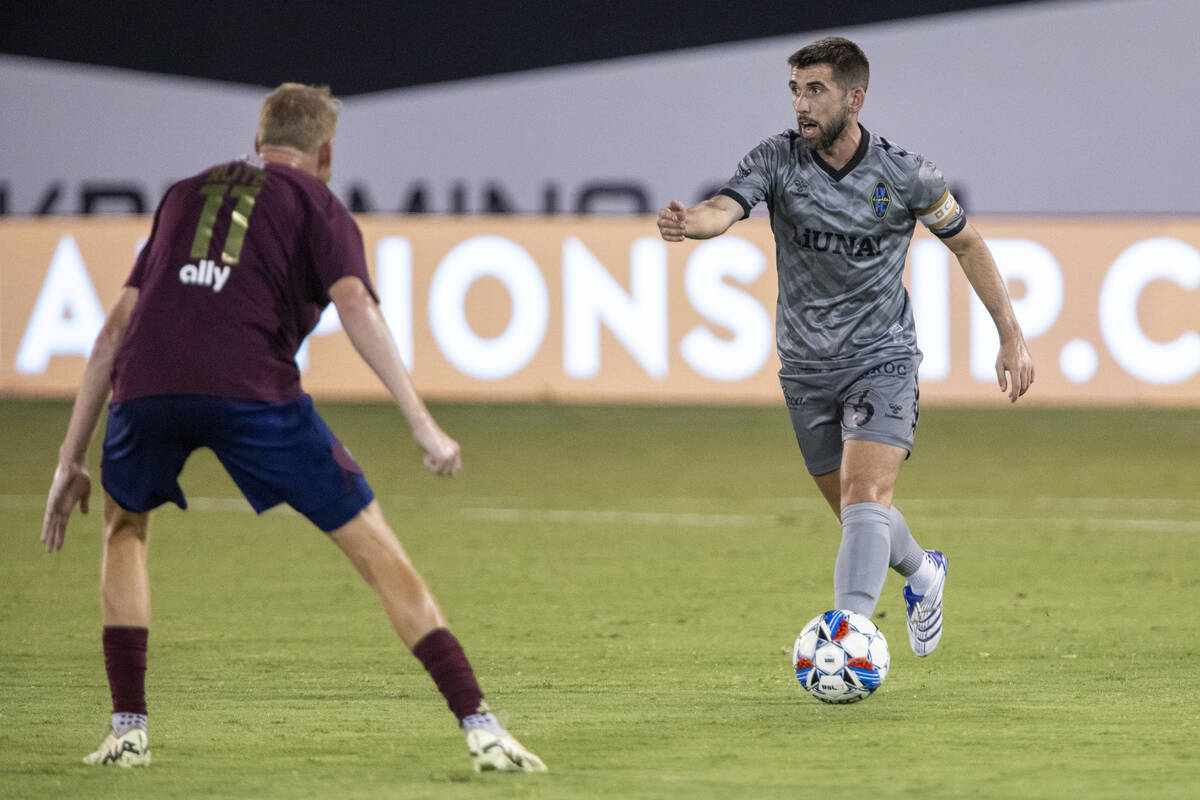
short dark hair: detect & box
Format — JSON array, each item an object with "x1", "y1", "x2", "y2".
[{"x1": 787, "y1": 37, "x2": 870, "y2": 92}]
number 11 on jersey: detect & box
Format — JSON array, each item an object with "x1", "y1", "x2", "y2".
[{"x1": 189, "y1": 182, "x2": 262, "y2": 265}]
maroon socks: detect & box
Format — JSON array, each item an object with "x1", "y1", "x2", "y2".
[
  {"x1": 102, "y1": 626, "x2": 148, "y2": 716},
  {"x1": 102, "y1": 625, "x2": 488, "y2": 731},
  {"x1": 412, "y1": 628, "x2": 486, "y2": 723}
]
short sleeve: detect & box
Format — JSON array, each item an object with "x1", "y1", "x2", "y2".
[
  {"x1": 125, "y1": 186, "x2": 172, "y2": 289},
  {"x1": 913, "y1": 158, "x2": 966, "y2": 239},
  {"x1": 307, "y1": 191, "x2": 378, "y2": 305},
  {"x1": 719, "y1": 138, "x2": 781, "y2": 220}
]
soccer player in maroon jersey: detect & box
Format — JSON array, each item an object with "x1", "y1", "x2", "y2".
[{"x1": 40, "y1": 83, "x2": 546, "y2": 773}]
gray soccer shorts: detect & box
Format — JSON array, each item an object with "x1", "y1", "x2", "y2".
[{"x1": 779, "y1": 353, "x2": 922, "y2": 476}]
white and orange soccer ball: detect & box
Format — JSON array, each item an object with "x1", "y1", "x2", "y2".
[{"x1": 793, "y1": 610, "x2": 890, "y2": 704}]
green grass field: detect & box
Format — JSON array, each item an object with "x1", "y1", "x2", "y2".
[{"x1": 2, "y1": 399, "x2": 1198, "y2": 799}]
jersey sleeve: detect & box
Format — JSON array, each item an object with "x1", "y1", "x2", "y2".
[
  {"x1": 308, "y1": 191, "x2": 378, "y2": 305},
  {"x1": 125, "y1": 185, "x2": 172, "y2": 289},
  {"x1": 912, "y1": 158, "x2": 966, "y2": 239},
  {"x1": 719, "y1": 137, "x2": 782, "y2": 220}
]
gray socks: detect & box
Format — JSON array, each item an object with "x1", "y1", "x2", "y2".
[
  {"x1": 834, "y1": 502, "x2": 892, "y2": 616},
  {"x1": 835, "y1": 503, "x2": 930, "y2": 616},
  {"x1": 887, "y1": 505, "x2": 925, "y2": 577}
]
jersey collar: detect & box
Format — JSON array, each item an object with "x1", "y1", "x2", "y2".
[{"x1": 810, "y1": 123, "x2": 870, "y2": 182}]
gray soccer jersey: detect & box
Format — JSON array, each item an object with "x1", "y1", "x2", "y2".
[{"x1": 720, "y1": 125, "x2": 965, "y2": 369}]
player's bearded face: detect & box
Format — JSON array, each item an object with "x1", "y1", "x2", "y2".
[{"x1": 797, "y1": 99, "x2": 850, "y2": 152}]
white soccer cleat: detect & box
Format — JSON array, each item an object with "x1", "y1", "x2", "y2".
[
  {"x1": 465, "y1": 728, "x2": 547, "y2": 773},
  {"x1": 83, "y1": 727, "x2": 151, "y2": 767},
  {"x1": 903, "y1": 550, "x2": 948, "y2": 657}
]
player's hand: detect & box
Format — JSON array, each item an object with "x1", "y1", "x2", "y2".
[
  {"x1": 996, "y1": 336, "x2": 1035, "y2": 403},
  {"x1": 41, "y1": 460, "x2": 91, "y2": 552},
  {"x1": 412, "y1": 417, "x2": 462, "y2": 477},
  {"x1": 657, "y1": 200, "x2": 688, "y2": 242}
]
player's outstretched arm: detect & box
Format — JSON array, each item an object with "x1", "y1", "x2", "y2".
[
  {"x1": 656, "y1": 195, "x2": 743, "y2": 241},
  {"x1": 42, "y1": 287, "x2": 138, "y2": 552},
  {"x1": 943, "y1": 223, "x2": 1035, "y2": 402},
  {"x1": 330, "y1": 276, "x2": 461, "y2": 477}
]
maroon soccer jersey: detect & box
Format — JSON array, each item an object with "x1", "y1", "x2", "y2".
[{"x1": 112, "y1": 157, "x2": 376, "y2": 402}]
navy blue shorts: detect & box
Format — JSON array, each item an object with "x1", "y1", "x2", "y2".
[{"x1": 101, "y1": 394, "x2": 374, "y2": 532}]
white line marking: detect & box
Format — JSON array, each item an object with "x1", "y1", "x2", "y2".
[
  {"x1": 454, "y1": 507, "x2": 1200, "y2": 532},
  {"x1": 934, "y1": 516, "x2": 1200, "y2": 533},
  {"x1": 457, "y1": 507, "x2": 770, "y2": 528},
  {"x1": 2, "y1": 495, "x2": 1198, "y2": 532}
]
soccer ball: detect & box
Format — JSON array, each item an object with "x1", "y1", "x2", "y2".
[{"x1": 793, "y1": 609, "x2": 890, "y2": 704}]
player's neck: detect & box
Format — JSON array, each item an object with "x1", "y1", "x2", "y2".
[
  {"x1": 816, "y1": 122, "x2": 862, "y2": 171},
  {"x1": 257, "y1": 145, "x2": 320, "y2": 179}
]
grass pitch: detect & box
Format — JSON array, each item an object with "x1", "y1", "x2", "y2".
[{"x1": 2, "y1": 399, "x2": 1198, "y2": 799}]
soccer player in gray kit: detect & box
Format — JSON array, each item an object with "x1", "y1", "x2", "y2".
[{"x1": 657, "y1": 37, "x2": 1034, "y2": 657}]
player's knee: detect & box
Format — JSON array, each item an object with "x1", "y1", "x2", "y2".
[
  {"x1": 102, "y1": 494, "x2": 149, "y2": 543},
  {"x1": 840, "y1": 479, "x2": 893, "y2": 508},
  {"x1": 103, "y1": 512, "x2": 148, "y2": 546}
]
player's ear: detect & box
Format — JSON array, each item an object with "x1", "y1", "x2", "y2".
[
  {"x1": 848, "y1": 87, "x2": 865, "y2": 113},
  {"x1": 317, "y1": 139, "x2": 333, "y2": 171},
  {"x1": 253, "y1": 134, "x2": 262, "y2": 154}
]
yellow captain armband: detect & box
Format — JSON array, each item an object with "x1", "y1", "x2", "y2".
[{"x1": 917, "y1": 190, "x2": 961, "y2": 231}]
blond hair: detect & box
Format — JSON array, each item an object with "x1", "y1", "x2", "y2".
[{"x1": 257, "y1": 83, "x2": 342, "y2": 153}]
